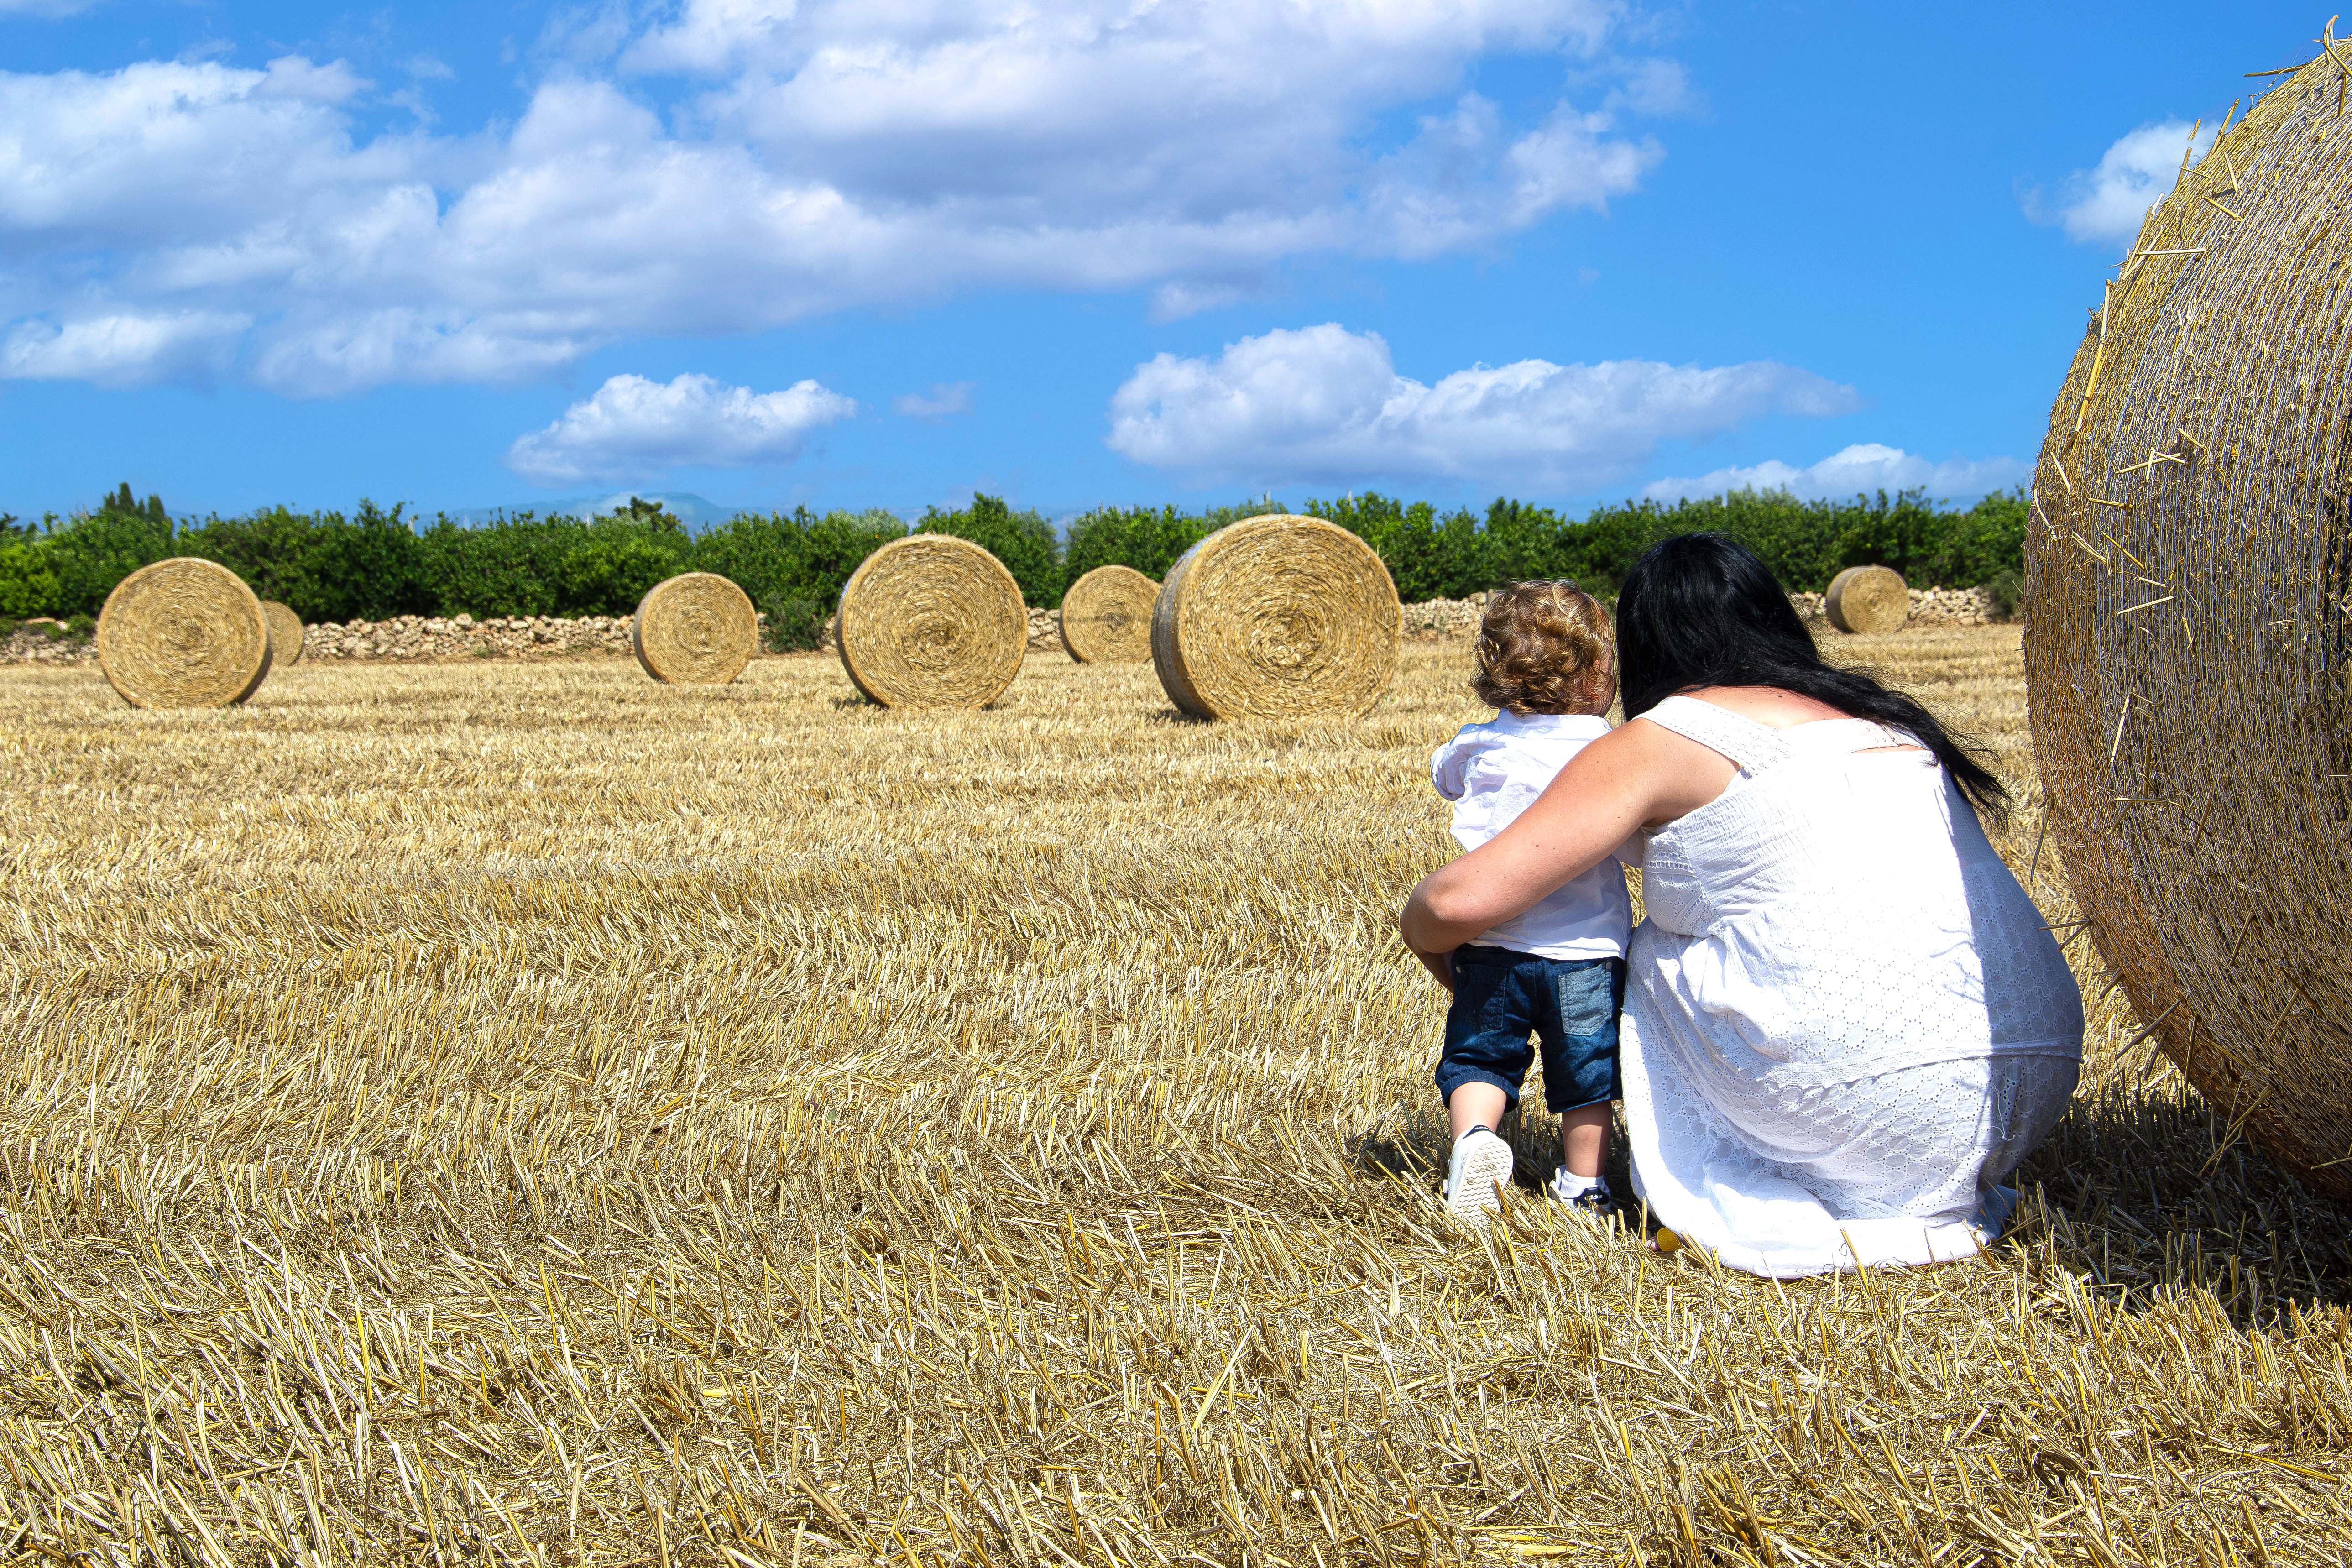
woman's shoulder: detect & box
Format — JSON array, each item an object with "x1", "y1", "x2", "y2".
[{"x1": 1665, "y1": 685, "x2": 1853, "y2": 729}]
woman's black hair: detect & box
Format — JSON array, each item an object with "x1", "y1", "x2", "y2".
[{"x1": 1615, "y1": 533, "x2": 2009, "y2": 824}]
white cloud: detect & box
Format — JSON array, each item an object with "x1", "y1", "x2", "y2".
[
  {"x1": 1105, "y1": 324, "x2": 1859, "y2": 490},
  {"x1": 0, "y1": 3, "x2": 1682, "y2": 391},
  {"x1": 0, "y1": 0, "x2": 100, "y2": 15},
  {"x1": 892, "y1": 382, "x2": 974, "y2": 421},
  {"x1": 1148, "y1": 281, "x2": 1255, "y2": 323},
  {"x1": 1363, "y1": 95, "x2": 1660, "y2": 259},
  {"x1": 1641, "y1": 443, "x2": 2028, "y2": 502},
  {"x1": 1, "y1": 311, "x2": 248, "y2": 385},
  {"x1": 505, "y1": 372, "x2": 857, "y2": 485},
  {"x1": 1605, "y1": 58, "x2": 1700, "y2": 119},
  {"x1": 2029, "y1": 119, "x2": 2217, "y2": 245}
]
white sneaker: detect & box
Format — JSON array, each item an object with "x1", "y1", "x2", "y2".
[
  {"x1": 1548, "y1": 1170, "x2": 1615, "y2": 1213},
  {"x1": 1444, "y1": 1125, "x2": 1515, "y2": 1227}
]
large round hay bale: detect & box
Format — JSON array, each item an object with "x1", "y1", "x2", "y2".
[
  {"x1": 95, "y1": 558, "x2": 272, "y2": 709},
  {"x1": 1822, "y1": 566, "x2": 1863, "y2": 621},
  {"x1": 2028, "y1": 55, "x2": 2352, "y2": 1204},
  {"x1": 836, "y1": 534, "x2": 1027, "y2": 708},
  {"x1": 1151, "y1": 514, "x2": 1399, "y2": 720},
  {"x1": 632, "y1": 572, "x2": 758, "y2": 685},
  {"x1": 260, "y1": 600, "x2": 304, "y2": 669},
  {"x1": 1058, "y1": 564, "x2": 1159, "y2": 663},
  {"x1": 1824, "y1": 565, "x2": 1908, "y2": 634}
]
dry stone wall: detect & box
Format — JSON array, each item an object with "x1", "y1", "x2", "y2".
[
  {"x1": 1404, "y1": 585, "x2": 2005, "y2": 640},
  {"x1": 298, "y1": 614, "x2": 639, "y2": 661},
  {"x1": 2, "y1": 621, "x2": 95, "y2": 664}
]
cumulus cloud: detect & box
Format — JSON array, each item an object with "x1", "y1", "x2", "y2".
[
  {"x1": 1105, "y1": 324, "x2": 1859, "y2": 490},
  {"x1": 2028, "y1": 120, "x2": 2217, "y2": 245},
  {"x1": 0, "y1": 3, "x2": 1681, "y2": 391},
  {"x1": 893, "y1": 382, "x2": 974, "y2": 421},
  {"x1": 1641, "y1": 443, "x2": 2028, "y2": 503},
  {"x1": 506, "y1": 372, "x2": 856, "y2": 485}
]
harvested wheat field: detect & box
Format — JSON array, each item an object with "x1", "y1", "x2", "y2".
[{"x1": 2, "y1": 627, "x2": 2348, "y2": 1566}]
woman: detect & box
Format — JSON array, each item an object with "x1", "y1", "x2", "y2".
[{"x1": 1400, "y1": 534, "x2": 2084, "y2": 1277}]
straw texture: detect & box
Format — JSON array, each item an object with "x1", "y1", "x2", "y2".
[
  {"x1": 1058, "y1": 564, "x2": 1160, "y2": 663},
  {"x1": 1825, "y1": 564, "x2": 1910, "y2": 634},
  {"x1": 632, "y1": 572, "x2": 758, "y2": 685},
  {"x1": 261, "y1": 600, "x2": 305, "y2": 669},
  {"x1": 95, "y1": 557, "x2": 272, "y2": 709},
  {"x1": 1151, "y1": 515, "x2": 1400, "y2": 720},
  {"x1": 836, "y1": 534, "x2": 1027, "y2": 707},
  {"x1": 6, "y1": 631, "x2": 2352, "y2": 1563},
  {"x1": 2028, "y1": 52, "x2": 2352, "y2": 1204}
]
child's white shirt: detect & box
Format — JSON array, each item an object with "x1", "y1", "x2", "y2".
[{"x1": 1429, "y1": 710, "x2": 1632, "y2": 961}]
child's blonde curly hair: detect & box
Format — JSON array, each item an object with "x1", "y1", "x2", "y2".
[{"x1": 1471, "y1": 580, "x2": 1615, "y2": 716}]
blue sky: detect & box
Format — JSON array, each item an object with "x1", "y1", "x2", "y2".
[{"x1": 0, "y1": 1, "x2": 2326, "y2": 523}]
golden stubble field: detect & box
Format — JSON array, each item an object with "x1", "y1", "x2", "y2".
[{"x1": 3, "y1": 629, "x2": 2350, "y2": 1566}]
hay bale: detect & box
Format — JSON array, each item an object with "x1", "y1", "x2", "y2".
[
  {"x1": 95, "y1": 558, "x2": 272, "y2": 709},
  {"x1": 632, "y1": 572, "x2": 758, "y2": 685},
  {"x1": 1058, "y1": 564, "x2": 1159, "y2": 663},
  {"x1": 2028, "y1": 54, "x2": 2352, "y2": 1205},
  {"x1": 260, "y1": 601, "x2": 305, "y2": 669},
  {"x1": 836, "y1": 534, "x2": 1027, "y2": 708},
  {"x1": 1151, "y1": 514, "x2": 1399, "y2": 720},
  {"x1": 1824, "y1": 565, "x2": 1908, "y2": 634}
]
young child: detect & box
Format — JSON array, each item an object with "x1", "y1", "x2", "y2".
[{"x1": 1423, "y1": 581, "x2": 1631, "y2": 1225}]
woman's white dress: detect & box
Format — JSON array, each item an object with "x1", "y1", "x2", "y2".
[{"x1": 1618, "y1": 696, "x2": 2084, "y2": 1278}]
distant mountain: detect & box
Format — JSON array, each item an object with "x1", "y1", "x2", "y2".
[{"x1": 435, "y1": 492, "x2": 737, "y2": 528}]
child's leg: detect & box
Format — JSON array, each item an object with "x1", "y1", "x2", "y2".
[
  {"x1": 1558, "y1": 1103, "x2": 1610, "y2": 1178},
  {"x1": 1434, "y1": 948, "x2": 1538, "y2": 1137},
  {"x1": 1536, "y1": 956, "x2": 1626, "y2": 1180},
  {"x1": 1448, "y1": 1082, "x2": 1511, "y2": 1143}
]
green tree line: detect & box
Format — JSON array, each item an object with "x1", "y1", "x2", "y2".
[{"x1": 3, "y1": 483, "x2": 2028, "y2": 648}]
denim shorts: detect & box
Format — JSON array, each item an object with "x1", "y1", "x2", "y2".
[{"x1": 1436, "y1": 946, "x2": 1625, "y2": 1115}]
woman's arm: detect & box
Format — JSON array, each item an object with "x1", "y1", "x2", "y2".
[{"x1": 1398, "y1": 719, "x2": 1725, "y2": 956}]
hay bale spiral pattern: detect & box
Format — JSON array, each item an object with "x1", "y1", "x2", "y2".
[
  {"x1": 1151, "y1": 515, "x2": 1399, "y2": 720},
  {"x1": 2028, "y1": 56, "x2": 2352, "y2": 1203},
  {"x1": 261, "y1": 601, "x2": 305, "y2": 669},
  {"x1": 1824, "y1": 565, "x2": 1909, "y2": 634},
  {"x1": 1058, "y1": 565, "x2": 1159, "y2": 663},
  {"x1": 632, "y1": 573, "x2": 759, "y2": 685},
  {"x1": 96, "y1": 558, "x2": 272, "y2": 709},
  {"x1": 836, "y1": 535, "x2": 1027, "y2": 708}
]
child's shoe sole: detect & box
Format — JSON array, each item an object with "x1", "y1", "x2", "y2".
[{"x1": 1444, "y1": 1136, "x2": 1515, "y2": 1228}]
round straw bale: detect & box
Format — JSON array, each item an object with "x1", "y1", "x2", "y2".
[
  {"x1": 1151, "y1": 514, "x2": 1399, "y2": 720},
  {"x1": 836, "y1": 534, "x2": 1027, "y2": 708},
  {"x1": 632, "y1": 572, "x2": 758, "y2": 685},
  {"x1": 2027, "y1": 54, "x2": 2352, "y2": 1204},
  {"x1": 1824, "y1": 565, "x2": 1908, "y2": 634},
  {"x1": 95, "y1": 558, "x2": 272, "y2": 709},
  {"x1": 260, "y1": 600, "x2": 305, "y2": 669},
  {"x1": 1058, "y1": 564, "x2": 1159, "y2": 663}
]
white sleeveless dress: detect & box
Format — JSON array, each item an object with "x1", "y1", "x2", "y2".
[{"x1": 1618, "y1": 696, "x2": 2085, "y2": 1277}]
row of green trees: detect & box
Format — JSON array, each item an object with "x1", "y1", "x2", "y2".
[{"x1": 3, "y1": 483, "x2": 2029, "y2": 648}]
